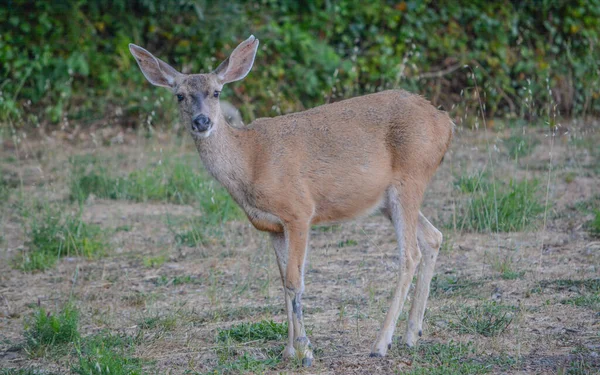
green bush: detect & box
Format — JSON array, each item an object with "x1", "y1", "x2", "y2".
[{"x1": 1, "y1": 1, "x2": 599, "y2": 127}]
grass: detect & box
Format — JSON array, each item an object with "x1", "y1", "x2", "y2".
[
  {"x1": 152, "y1": 274, "x2": 200, "y2": 287},
  {"x1": 73, "y1": 332, "x2": 143, "y2": 375},
  {"x1": 589, "y1": 210, "x2": 600, "y2": 237},
  {"x1": 69, "y1": 155, "x2": 242, "y2": 223},
  {"x1": 504, "y1": 131, "x2": 540, "y2": 160},
  {"x1": 399, "y1": 341, "x2": 513, "y2": 375},
  {"x1": 142, "y1": 255, "x2": 167, "y2": 268},
  {"x1": 137, "y1": 313, "x2": 177, "y2": 331},
  {"x1": 0, "y1": 370, "x2": 58, "y2": 375},
  {"x1": 207, "y1": 349, "x2": 282, "y2": 375},
  {"x1": 488, "y1": 253, "x2": 525, "y2": 280},
  {"x1": 217, "y1": 320, "x2": 288, "y2": 343},
  {"x1": 15, "y1": 206, "x2": 107, "y2": 272},
  {"x1": 430, "y1": 275, "x2": 483, "y2": 298},
  {"x1": 561, "y1": 295, "x2": 600, "y2": 311},
  {"x1": 450, "y1": 301, "x2": 516, "y2": 337},
  {"x1": 453, "y1": 177, "x2": 545, "y2": 232},
  {"x1": 23, "y1": 303, "x2": 80, "y2": 357}
]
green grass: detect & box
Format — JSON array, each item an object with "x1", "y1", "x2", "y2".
[
  {"x1": 504, "y1": 132, "x2": 540, "y2": 160},
  {"x1": 399, "y1": 341, "x2": 514, "y2": 375},
  {"x1": 430, "y1": 275, "x2": 483, "y2": 298},
  {"x1": 73, "y1": 332, "x2": 143, "y2": 375},
  {"x1": 15, "y1": 207, "x2": 107, "y2": 272},
  {"x1": 589, "y1": 210, "x2": 600, "y2": 237},
  {"x1": 561, "y1": 294, "x2": 600, "y2": 311},
  {"x1": 24, "y1": 303, "x2": 80, "y2": 357},
  {"x1": 488, "y1": 253, "x2": 525, "y2": 280},
  {"x1": 217, "y1": 320, "x2": 288, "y2": 343},
  {"x1": 152, "y1": 274, "x2": 200, "y2": 287},
  {"x1": 539, "y1": 278, "x2": 600, "y2": 292},
  {"x1": 0, "y1": 370, "x2": 58, "y2": 375},
  {"x1": 454, "y1": 171, "x2": 490, "y2": 193},
  {"x1": 69, "y1": 155, "x2": 242, "y2": 221},
  {"x1": 142, "y1": 255, "x2": 167, "y2": 268},
  {"x1": 338, "y1": 238, "x2": 358, "y2": 247},
  {"x1": 454, "y1": 178, "x2": 545, "y2": 232},
  {"x1": 450, "y1": 301, "x2": 516, "y2": 337},
  {"x1": 137, "y1": 313, "x2": 177, "y2": 331}
]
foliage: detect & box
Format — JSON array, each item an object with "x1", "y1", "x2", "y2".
[{"x1": 2, "y1": 1, "x2": 600, "y2": 128}]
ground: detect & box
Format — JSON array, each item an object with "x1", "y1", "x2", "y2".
[{"x1": 0, "y1": 118, "x2": 598, "y2": 374}]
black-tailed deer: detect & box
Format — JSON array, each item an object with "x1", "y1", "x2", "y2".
[{"x1": 130, "y1": 35, "x2": 452, "y2": 366}]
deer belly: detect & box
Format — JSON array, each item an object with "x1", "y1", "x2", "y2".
[{"x1": 312, "y1": 184, "x2": 387, "y2": 225}]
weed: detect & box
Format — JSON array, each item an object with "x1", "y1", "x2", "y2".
[
  {"x1": 24, "y1": 303, "x2": 80, "y2": 357},
  {"x1": 539, "y1": 279, "x2": 600, "y2": 292},
  {"x1": 142, "y1": 255, "x2": 166, "y2": 268},
  {"x1": 504, "y1": 132, "x2": 540, "y2": 160},
  {"x1": 430, "y1": 275, "x2": 483, "y2": 298},
  {"x1": 454, "y1": 171, "x2": 490, "y2": 193},
  {"x1": 561, "y1": 294, "x2": 600, "y2": 311},
  {"x1": 454, "y1": 178, "x2": 544, "y2": 232},
  {"x1": 69, "y1": 155, "x2": 243, "y2": 224},
  {"x1": 152, "y1": 274, "x2": 200, "y2": 287},
  {"x1": 488, "y1": 253, "x2": 525, "y2": 280},
  {"x1": 15, "y1": 207, "x2": 106, "y2": 272},
  {"x1": 73, "y1": 332, "x2": 143, "y2": 375},
  {"x1": 450, "y1": 301, "x2": 515, "y2": 337},
  {"x1": 207, "y1": 350, "x2": 282, "y2": 375},
  {"x1": 400, "y1": 340, "x2": 512, "y2": 374},
  {"x1": 563, "y1": 171, "x2": 577, "y2": 184},
  {"x1": 138, "y1": 313, "x2": 177, "y2": 331},
  {"x1": 589, "y1": 210, "x2": 600, "y2": 237},
  {"x1": 338, "y1": 238, "x2": 358, "y2": 247},
  {"x1": 0, "y1": 370, "x2": 58, "y2": 375},
  {"x1": 217, "y1": 320, "x2": 288, "y2": 343}
]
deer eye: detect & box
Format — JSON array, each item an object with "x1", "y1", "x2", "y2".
[
  {"x1": 176, "y1": 94, "x2": 184, "y2": 102},
  {"x1": 213, "y1": 91, "x2": 220, "y2": 98}
]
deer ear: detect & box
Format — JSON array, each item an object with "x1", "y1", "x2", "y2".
[
  {"x1": 214, "y1": 35, "x2": 259, "y2": 85},
  {"x1": 129, "y1": 44, "x2": 181, "y2": 88}
]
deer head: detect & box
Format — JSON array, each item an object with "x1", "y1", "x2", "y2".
[{"x1": 129, "y1": 36, "x2": 259, "y2": 138}]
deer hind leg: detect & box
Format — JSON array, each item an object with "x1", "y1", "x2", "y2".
[
  {"x1": 270, "y1": 232, "x2": 296, "y2": 360},
  {"x1": 283, "y1": 221, "x2": 314, "y2": 366},
  {"x1": 405, "y1": 212, "x2": 442, "y2": 347},
  {"x1": 371, "y1": 184, "x2": 423, "y2": 357}
]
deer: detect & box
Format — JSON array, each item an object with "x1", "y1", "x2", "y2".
[{"x1": 129, "y1": 35, "x2": 452, "y2": 366}]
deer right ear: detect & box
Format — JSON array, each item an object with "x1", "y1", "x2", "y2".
[
  {"x1": 214, "y1": 35, "x2": 259, "y2": 85},
  {"x1": 129, "y1": 44, "x2": 181, "y2": 88}
]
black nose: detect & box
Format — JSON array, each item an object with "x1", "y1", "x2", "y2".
[{"x1": 192, "y1": 114, "x2": 211, "y2": 132}]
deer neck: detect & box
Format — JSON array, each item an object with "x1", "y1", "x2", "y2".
[{"x1": 194, "y1": 115, "x2": 254, "y2": 202}]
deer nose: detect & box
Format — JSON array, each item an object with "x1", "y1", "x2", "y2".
[{"x1": 192, "y1": 114, "x2": 211, "y2": 132}]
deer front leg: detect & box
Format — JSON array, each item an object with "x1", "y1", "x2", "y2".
[
  {"x1": 284, "y1": 222, "x2": 314, "y2": 366},
  {"x1": 269, "y1": 232, "x2": 295, "y2": 360}
]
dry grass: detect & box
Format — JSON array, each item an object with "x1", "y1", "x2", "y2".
[{"x1": 0, "y1": 120, "x2": 598, "y2": 374}]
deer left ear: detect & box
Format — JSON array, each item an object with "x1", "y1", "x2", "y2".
[{"x1": 214, "y1": 35, "x2": 259, "y2": 85}]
